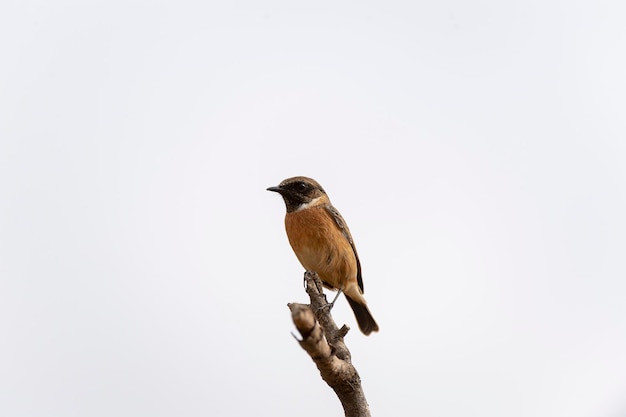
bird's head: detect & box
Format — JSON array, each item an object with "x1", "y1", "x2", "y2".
[{"x1": 267, "y1": 176, "x2": 328, "y2": 213}]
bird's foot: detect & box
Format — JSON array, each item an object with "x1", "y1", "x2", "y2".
[{"x1": 316, "y1": 290, "x2": 342, "y2": 312}]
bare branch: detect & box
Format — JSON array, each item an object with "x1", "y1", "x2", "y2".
[{"x1": 287, "y1": 272, "x2": 372, "y2": 417}]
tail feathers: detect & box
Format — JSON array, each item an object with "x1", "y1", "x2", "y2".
[{"x1": 346, "y1": 296, "x2": 379, "y2": 335}]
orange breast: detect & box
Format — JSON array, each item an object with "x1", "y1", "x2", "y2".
[{"x1": 284, "y1": 206, "x2": 357, "y2": 291}]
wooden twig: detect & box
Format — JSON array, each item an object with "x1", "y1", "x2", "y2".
[{"x1": 287, "y1": 271, "x2": 372, "y2": 417}]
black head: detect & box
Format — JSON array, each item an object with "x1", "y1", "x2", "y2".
[{"x1": 267, "y1": 176, "x2": 327, "y2": 213}]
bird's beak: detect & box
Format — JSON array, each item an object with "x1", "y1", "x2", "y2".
[{"x1": 267, "y1": 186, "x2": 284, "y2": 193}]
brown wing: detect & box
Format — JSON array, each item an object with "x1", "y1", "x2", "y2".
[{"x1": 324, "y1": 204, "x2": 364, "y2": 293}]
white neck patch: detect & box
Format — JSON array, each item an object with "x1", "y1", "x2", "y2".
[{"x1": 295, "y1": 196, "x2": 322, "y2": 211}]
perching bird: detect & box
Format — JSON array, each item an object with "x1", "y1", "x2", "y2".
[{"x1": 267, "y1": 176, "x2": 379, "y2": 335}]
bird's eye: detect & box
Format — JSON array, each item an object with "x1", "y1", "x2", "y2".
[{"x1": 297, "y1": 182, "x2": 308, "y2": 192}]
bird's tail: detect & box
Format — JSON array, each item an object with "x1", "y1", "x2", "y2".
[{"x1": 346, "y1": 296, "x2": 379, "y2": 335}]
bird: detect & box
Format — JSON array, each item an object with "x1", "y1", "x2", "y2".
[{"x1": 267, "y1": 176, "x2": 379, "y2": 335}]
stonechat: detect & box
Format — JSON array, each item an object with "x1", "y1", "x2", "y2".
[{"x1": 267, "y1": 176, "x2": 379, "y2": 335}]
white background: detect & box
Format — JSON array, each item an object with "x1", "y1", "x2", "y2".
[{"x1": 1, "y1": 1, "x2": 625, "y2": 416}]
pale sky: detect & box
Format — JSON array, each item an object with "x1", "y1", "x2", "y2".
[{"x1": 1, "y1": 1, "x2": 626, "y2": 416}]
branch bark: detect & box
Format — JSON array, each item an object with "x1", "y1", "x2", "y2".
[{"x1": 287, "y1": 271, "x2": 372, "y2": 417}]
